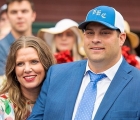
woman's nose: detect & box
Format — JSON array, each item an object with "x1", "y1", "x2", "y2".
[{"x1": 24, "y1": 65, "x2": 32, "y2": 73}]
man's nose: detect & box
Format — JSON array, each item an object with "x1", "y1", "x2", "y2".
[
  {"x1": 17, "y1": 11, "x2": 23, "y2": 18},
  {"x1": 91, "y1": 35, "x2": 101, "y2": 43}
]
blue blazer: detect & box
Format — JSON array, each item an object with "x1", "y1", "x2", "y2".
[{"x1": 28, "y1": 59, "x2": 140, "y2": 120}]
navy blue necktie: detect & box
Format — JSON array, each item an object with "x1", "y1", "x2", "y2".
[{"x1": 74, "y1": 70, "x2": 107, "y2": 120}]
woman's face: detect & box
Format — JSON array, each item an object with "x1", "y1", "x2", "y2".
[
  {"x1": 54, "y1": 29, "x2": 76, "y2": 51},
  {"x1": 15, "y1": 47, "x2": 45, "y2": 92}
]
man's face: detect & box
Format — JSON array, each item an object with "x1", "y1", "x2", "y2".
[
  {"x1": 83, "y1": 22, "x2": 126, "y2": 71},
  {"x1": 7, "y1": 1, "x2": 36, "y2": 34}
]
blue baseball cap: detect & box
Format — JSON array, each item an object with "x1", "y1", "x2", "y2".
[{"x1": 78, "y1": 6, "x2": 124, "y2": 33}]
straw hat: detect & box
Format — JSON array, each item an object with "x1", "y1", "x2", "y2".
[
  {"x1": 37, "y1": 19, "x2": 85, "y2": 56},
  {"x1": 124, "y1": 20, "x2": 139, "y2": 48}
]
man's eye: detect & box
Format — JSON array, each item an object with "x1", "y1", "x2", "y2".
[
  {"x1": 22, "y1": 10, "x2": 28, "y2": 13},
  {"x1": 101, "y1": 31, "x2": 110, "y2": 35},
  {"x1": 10, "y1": 11, "x2": 17, "y2": 14},
  {"x1": 85, "y1": 31, "x2": 94, "y2": 35},
  {"x1": 88, "y1": 32, "x2": 94, "y2": 34}
]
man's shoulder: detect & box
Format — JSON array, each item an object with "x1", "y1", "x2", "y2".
[
  {"x1": 121, "y1": 59, "x2": 140, "y2": 77},
  {"x1": 0, "y1": 32, "x2": 15, "y2": 62},
  {"x1": 51, "y1": 60, "x2": 87, "y2": 70},
  {"x1": 0, "y1": 32, "x2": 15, "y2": 51},
  {"x1": 0, "y1": 32, "x2": 14, "y2": 44},
  {"x1": 130, "y1": 65, "x2": 140, "y2": 75}
]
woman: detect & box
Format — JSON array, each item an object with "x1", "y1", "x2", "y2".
[
  {"x1": 122, "y1": 20, "x2": 140, "y2": 69},
  {"x1": 0, "y1": 36, "x2": 55, "y2": 120},
  {"x1": 37, "y1": 19, "x2": 85, "y2": 63}
]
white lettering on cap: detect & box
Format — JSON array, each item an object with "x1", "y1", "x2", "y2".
[{"x1": 92, "y1": 9, "x2": 106, "y2": 18}]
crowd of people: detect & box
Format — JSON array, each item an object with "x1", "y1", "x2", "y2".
[{"x1": 0, "y1": 0, "x2": 140, "y2": 120}]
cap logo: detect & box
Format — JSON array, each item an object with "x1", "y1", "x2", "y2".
[
  {"x1": 79, "y1": 6, "x2": 124, "y2": 33},
  {"x1": 92, "y1": 9, "x2": 106, "y2": 18}
]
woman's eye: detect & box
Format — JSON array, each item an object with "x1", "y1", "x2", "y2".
[
  {"x1": 56, "y1": 33, "x2": 62, "y2": 37},
  {"x1": 16, "y1": 62, "x2": 24, "y2": 67},
  {"x1": 31, "y1": 60, "x2": 39, "y2": 64},
  {"x1": 66, "y1": 33, "x2": 73, "y2": 37}
]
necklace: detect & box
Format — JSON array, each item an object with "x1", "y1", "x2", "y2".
[
  {"x1": 25, "y1": 96, "x2": 36, "y2": 105},
  {"x1": 27, "y1": 100, "x2": 36, "y2": 104},
  {"x1": 26, "y1": 100, "x2": 36, "y2": 112}
]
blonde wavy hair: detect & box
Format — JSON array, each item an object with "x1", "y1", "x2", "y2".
[{"x1": 0, "y1": 36, "x2": 55, "y2": 120}]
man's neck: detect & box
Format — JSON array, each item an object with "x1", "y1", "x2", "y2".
[{"x1": 11, "y1": 29, "x2": 33, "y2": 40}]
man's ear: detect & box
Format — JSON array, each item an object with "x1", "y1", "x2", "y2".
[
  {"x1": 32, "y1": 11, "x2": 36, "y2": 22},
  {"x1": 119, "y1": 33, "x2": 126, "y2": 47}
]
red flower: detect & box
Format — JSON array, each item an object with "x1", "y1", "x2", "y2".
[
  {"x1": 122, "y1": 46, "x2": 139, "y2": 67},
  {"x1": 54, "y1": 50, "x2": 73, "y2": 64}
]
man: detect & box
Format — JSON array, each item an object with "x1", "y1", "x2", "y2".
[
  {"x1": 0, "y1": 4, "x2": 11, "y2": 39},
  {"x1": 0, "y1": 0, "x2": 36, "y2": 75},
  {"x1": 28, "y1": 6, "x2": 140, "y2": 120}
]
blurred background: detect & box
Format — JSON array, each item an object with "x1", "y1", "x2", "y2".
[{"x1": 0, "y1": 0, "x2": 140, "y2": 54}]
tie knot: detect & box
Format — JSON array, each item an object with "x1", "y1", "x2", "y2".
[{"x1": 88, "y1": 70, "x2": 107, "y2": 83}]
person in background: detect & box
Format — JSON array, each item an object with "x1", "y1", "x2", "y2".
[
  {"x1": 28, "y1": 6, "x2": 140, "y2": 120},
  {"x1": 37, "y1": 19, "x2": 85, "y2": 64},
  {"x1": 0, "y1": 36, "x2": 55, "y2": 120},
  {"x1": 0, "y1": 4, "x2": 11, "y2": 90},
  {"x1": 122, "y1": 20, "x2": 140, "y2": 69},
  {"x1": 0, "y1": 0, "x2": 36, "y2": 76},
  {"x1": 0, "y1": 4, "x2": 11, "y2": 40}
]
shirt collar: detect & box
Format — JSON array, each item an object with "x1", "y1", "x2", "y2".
[{"x1": 85, "y1": 56, "x2": 123, "y2": 81}]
